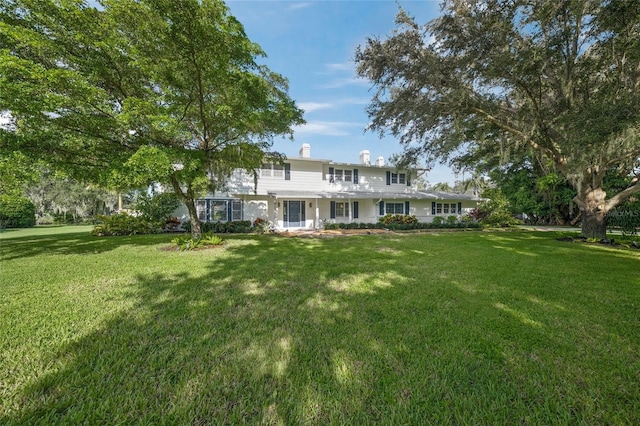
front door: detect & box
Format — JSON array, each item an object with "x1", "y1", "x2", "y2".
[{"x1": 283, "y1": 200, "x2": 305, "y2": 228}]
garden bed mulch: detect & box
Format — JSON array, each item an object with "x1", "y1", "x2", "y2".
[{"x1": 274, "y1": 228, "x2": 395, "y2": 238}]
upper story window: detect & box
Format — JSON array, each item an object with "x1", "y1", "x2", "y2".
[
  {"x1": 386, "y1": 171, "x2": 409, "y2": 186},
  {"x1": 333, "y1": 169, "x2": 352, "y2": 182},
  {"x1": 329, "y1": 167, "x2": 358, "y2": 184},
  {"x1": 260, "y1": 163, "x2": 290, "y2": 180}
]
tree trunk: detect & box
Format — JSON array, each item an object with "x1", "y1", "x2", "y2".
[
  {"x1": 169, "y1": 176, "x2": 202, "y2": 240},
  {"x1": 581, "y1": 208, "x2": 607, "y2": 239},
  {"x1": 576, "y1": 187, "x2": 607, "y2": 239},
  {"x1": 184, "y1": 197, "x2": 202, "y2": 240}
]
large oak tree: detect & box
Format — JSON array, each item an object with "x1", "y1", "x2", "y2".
[
  {"x1": 0, "y1": 0, "x2": 303, "y2": 238},
  {"x1": 356, "y1": 0, "x2": 640, "y2": 238}
]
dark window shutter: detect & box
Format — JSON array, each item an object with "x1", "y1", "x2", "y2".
[
  {"x1": 432, "y1": 202, "x2": 436, "y2": 215},
  {"x1": 330, "y1": 201, "x2": 336, "y2": 219},
  {"x1": 353, "y1": 169, "x2": 358, "y2": 184},
  {"x1": 379, "y1": 201, "x2": 385, "y2": 216},
  {"x1": 458, "y1": 202, "x2": 462, "y2": 214},
  {"x1": 226, "y1": 200, "x2": 232, "y2": 222},
  {"x1": 284, "y1": 163, "x2": 291, "y2": 180},
  {"x1": 407, "y1": 174, "x2": 411, "y2": 186},
  {"x1": 329, "y1": 167, "x2": 334, "y2": 183},
  {"x1": 386, "y1": 171, "x2": 391, "y2": 185},
  {"x1": 206, "y1": 200, "x2": 211, "y2": 222},
  {"x1": 301, "y1": 201, "x2": 306, "y2": 221},
  {"x1": 405, "y1": 201, "x2": 410, "y2": 215},
  {"x1": 353, "y1": 201, "x2": 359, "y2": 219}
]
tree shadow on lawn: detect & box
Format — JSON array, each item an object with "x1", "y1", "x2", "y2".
[
  {"x1": 0, "y1": 228, "x2": 174, "y2": 261},
  {"x1": 4, "y1": 234, "x2": 640, "y2": 424}
]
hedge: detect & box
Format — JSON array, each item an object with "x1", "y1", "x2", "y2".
[{"x1": 0, "y1": 195, "x2": 36, "y2": 228}]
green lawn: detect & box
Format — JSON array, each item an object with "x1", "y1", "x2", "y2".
[{"x1": 1, "y1": 226, "x2": 639, "y2": 424}]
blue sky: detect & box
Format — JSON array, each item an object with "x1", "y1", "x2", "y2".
[{"x1": 226, "y1": 0, "x2": 456, "y2": 185}]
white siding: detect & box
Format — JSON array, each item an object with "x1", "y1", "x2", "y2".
[{"x1": 169, "y1": 154, "x2": 480, "y2": 228}]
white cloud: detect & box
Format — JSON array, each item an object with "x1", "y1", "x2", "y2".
[
  {"x1": 317, "y1": 76, "x2": 369, "y2": 90},
  {"x1": 325, "y1": 62, "x2": 353, "y2": 72},
  {"x1": 298, "y1": 97, "x2": 368, "y2": 114},
  {"x1": 287, "y1": 2, "x2": 313, "y2": 11},
  {"x1": 293, "y1": 121, "x2": 362, "y2": 137},
  {"x1": 298, "y1": 102, "x2": 334, "y2": 113},
  {"x1": 337, "y1": 97, "x2": 369, "y2": 105}
]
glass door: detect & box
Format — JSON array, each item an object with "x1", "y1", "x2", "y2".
[{"x1": 283, "y1": 200, "x2": 306, "y2": 228}]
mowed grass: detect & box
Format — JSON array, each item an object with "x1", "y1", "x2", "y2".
[{"x1": 1, "y1": 227, "x2": 639, "y2": 424}]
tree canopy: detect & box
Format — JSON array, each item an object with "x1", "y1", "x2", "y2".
[
  {"x1": 0, "y1": 0, "x2": 304, "y2": 237},
  {"x1": 356, "y1": 0, "x2": 640, "y2": 238}
]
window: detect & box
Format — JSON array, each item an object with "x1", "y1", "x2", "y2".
[
  {"x1": 387, "y1": 172, "x2": 406, "y2": 185},
  {"x1": 332, "y1": 169, "x2": 352, "y2": 182},
  {"x1": 211, "y1": 201, "x2": 227, "y2": 221},
  {"x1": 330, "y1": 201, "x2": 351, "y2": 218},
  {"x1": 194, "y1": 199, "x2": 243, "y2": 222},
  {"x1": 260, "y1": 163, "x2": 271, "y2": 177},
  {"x1": 260, "y1": 163, "x2": 288, "y2": 178},
  {"x1": 196, "y1": 200, "x2": 207, "y2": 222},
  {"x1": 335, "y1": 202, "x2": 349, "y2": 217},
  {"x1": 232, "y1": 200, "x2": 242, "y2": 221},
  {"x1": 450, "y1": 203, "x2": 457, "y2": 214},
  {"x1": 385, "y1": 202, "x2": 405, "y2": 215},
  {"x1": 436, "y1": 203, "x2": 442, "y2": 214},
  {"x1": 444, "y1": 204, "x2": 449, "y2": 214}
]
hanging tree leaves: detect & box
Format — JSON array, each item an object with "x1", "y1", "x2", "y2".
[
  {"x1": 355, "y1": 0, "x2": 640, "y2": 238},
  {"x1": 0, "y1": 0, "x2": 304, "y2": 238}
]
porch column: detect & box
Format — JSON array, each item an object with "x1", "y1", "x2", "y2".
[
  {"x1": 315, "y1": 198, "x2": 319, "y2": 229},
  {"x1": 273, "y1": 198, "x2": 279, "y2": 230}
]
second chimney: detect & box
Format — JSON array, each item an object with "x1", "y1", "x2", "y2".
[
  {"x1": 299, "y1": 143, "x2": 311, "y2": 158},
  {"x1": 359, "y1": 150, "x2": 370, "y2": 166}
]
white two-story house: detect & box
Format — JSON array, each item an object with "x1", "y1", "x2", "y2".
[{"x1": 173, "y1": 144, "x2": 483, "y2": 230}]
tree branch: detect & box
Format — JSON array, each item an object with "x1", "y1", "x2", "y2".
[
  {"x1": 469, "y1": 106, "x2": 567, "y2": 174},
  {"x1": 605, "y1": 179, "x2": 640, "y2": 212}
]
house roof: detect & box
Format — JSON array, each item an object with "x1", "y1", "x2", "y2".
[{"x1": 265, "y1": 190, "x2": 483, "y2": 201}]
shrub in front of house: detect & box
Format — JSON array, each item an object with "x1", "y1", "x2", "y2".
[
  {"x1": 181, "y1": 220, "x2": 252, "y2": 234},
  {"x1": 91, "y1": 212, "x2": 162, "y2": 236},
  {"x1": 379, "y1": 214, "x2": 419, "y2": 226},
  {"x1": 328, "y1": 220, "x2": 480, "y2": 231},
  {"x1": 447, "y1": 215, "x2": 459, "y2": 225},
  {"x1": 431, "y1": 216, "x2": 445, "y2": 226}
]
